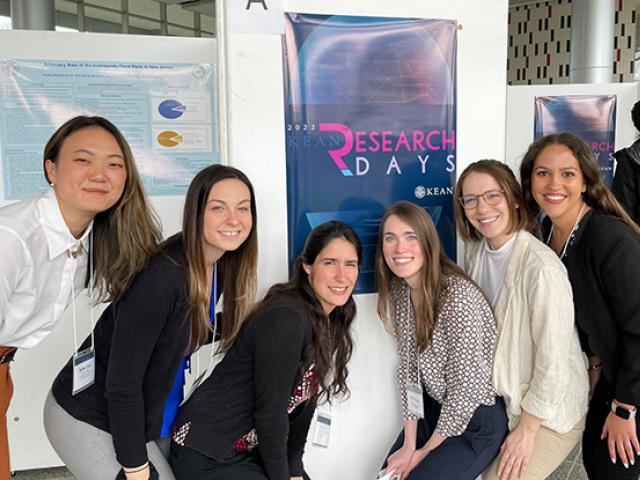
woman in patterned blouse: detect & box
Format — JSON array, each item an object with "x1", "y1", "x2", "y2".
[
  {"x1": 170, "y1": 221, "x2": 361, "y2": 480},
  {"x1": 376, "y1": 201, "x2": 507, "y2": 480}
]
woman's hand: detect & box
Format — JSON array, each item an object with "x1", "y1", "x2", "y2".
[
  {"x1": 497, "y1": 412, "x2": 542, "y2": 480},
  {"x1": 385, "y1": 444, "x2": 415, "y2": 480},
  {"x1": 123, "y1": 464, "x2": 150, "y2": 480},
  {"x1": 602, "y1": 402, "x2": 640, "y2": 469},
  {"x1": 405, "y1": 432, "x2": 445, "y2": 476}
]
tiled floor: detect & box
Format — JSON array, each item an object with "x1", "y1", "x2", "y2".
[{"x1": 13, "y1": 447, "x2": 588, "y2": 480}]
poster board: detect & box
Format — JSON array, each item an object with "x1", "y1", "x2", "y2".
[{"x1": 506, "y1": 83, "x2": 639, "y2": 176}]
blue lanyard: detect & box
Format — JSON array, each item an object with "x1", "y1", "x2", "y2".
[{"x1": 209, "y1": 262, "x2": 217, "y2": 326}]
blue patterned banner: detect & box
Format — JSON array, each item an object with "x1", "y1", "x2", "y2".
[{"x1": 283, "y1": 13, "x2": 457, "y2": 293}]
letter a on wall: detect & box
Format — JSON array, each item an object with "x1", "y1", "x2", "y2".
[{"x1": 226, "y1": 0, "x2": 284, "y2": 34}]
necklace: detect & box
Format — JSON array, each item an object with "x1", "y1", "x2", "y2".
[{"x1": 546, "y1": 203, "x2": 587, "y2": 259}]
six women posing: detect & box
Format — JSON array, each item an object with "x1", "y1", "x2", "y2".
[{"x1": 2, "y1": 114, "x2": 637, "y2": 479}]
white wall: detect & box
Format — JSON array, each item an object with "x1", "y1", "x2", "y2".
[
  {"x1": 506, "y1": 82, "x2": 640, "y2": 173},
  {"x1": 223, "y1": 1, "x2": 509, "y2": 479},
  {"x1": 0, "y1": 30, "x2": 216, "y2": 471}
]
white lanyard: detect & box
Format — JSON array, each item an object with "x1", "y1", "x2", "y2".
[
  {"x1": 546, "y1": 203, "x2": 586, "y2": 260},
  {"x1": 71, "y1": 231, "x2": 96, "y2": 395}
]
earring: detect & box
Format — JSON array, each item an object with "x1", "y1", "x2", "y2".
[{"x1": 50, "y1": 183, "x2": 54, "y2": 188}]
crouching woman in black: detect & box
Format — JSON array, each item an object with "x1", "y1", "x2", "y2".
[{"x1": 170, "y1": 221, "x2": 361, "y2": 480}]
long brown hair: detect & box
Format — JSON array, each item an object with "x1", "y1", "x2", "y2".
[
  {"x1": 245, "y1": 221, "x2": 359, "y2": 402},
  {"x1": 182, "y1": 164, "x2": 258, "y2": 353},
  {"x1": 454, "y1": 159, "x2": 531, "y2": 241},
  {"x1": 520, "y1": 132, "x2": 640, "y2": 235},
  {"x1": 376, "y1": 201, "x2": 469, "y2": 351},
  {"x1": 43, "y1": 115, "x2": 161, "y2": 303}
]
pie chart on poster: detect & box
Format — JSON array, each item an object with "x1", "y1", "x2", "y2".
[
  {"x1": 158, "y1": 99, "x2": 186, "y2": 119},
  {"x1": 157, "y1": 130, "x2": 183, "y2": 147}
]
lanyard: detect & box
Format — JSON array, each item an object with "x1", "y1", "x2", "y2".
[
  {"x1": 209, "y1": 261, "x2": 218, "y2": 328},
  {"x1": 70, "y1": 231, "x2": 95, "y2": 355},
  {"x1": 545, "y1": 203, "x2": 586, "y2": 260}
]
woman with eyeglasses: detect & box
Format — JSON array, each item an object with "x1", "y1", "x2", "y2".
[
  {"x1": 520, "y1": 134, "x2": 640, "y2": 480},
  {"x1": 454, "y1": 160, "x2": 588, "y2": 480}
]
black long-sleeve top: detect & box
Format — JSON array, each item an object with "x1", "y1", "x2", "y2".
[
  {"x1": 173, "y1": 292, "x2": 315, "y2": 480},
  {"x1": 545, "y1": 210, "x2": 640, "y2": 405},
  {"x1": 52, "y1": 234, "x2": 191, "y2": 468}
]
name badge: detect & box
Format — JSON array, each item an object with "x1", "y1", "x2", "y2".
[
  {"x1": 406, "y1": 383, "x2": 424, "y2": 418},
  {"x1": 73, "y1": 347, "x2": 95, "y2": 395},
  {"x1": 312, "y1": 412, "x2": 332, "y2": 448}
]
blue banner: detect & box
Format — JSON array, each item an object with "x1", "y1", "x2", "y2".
[
  {"x1": 283, "y1": 13, "x2": 457, "y2": 293},
  {"x1": 534, "y1": 95, "x2": 617, "y2": 186}
]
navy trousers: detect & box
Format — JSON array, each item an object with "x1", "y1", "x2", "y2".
[{"x1": 384, "y1": 391, "x2": 507, "y2": 480}]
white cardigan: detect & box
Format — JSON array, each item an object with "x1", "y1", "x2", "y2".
[{"x1": 464, "y1": 230, "x2": 588, "y2": 433}]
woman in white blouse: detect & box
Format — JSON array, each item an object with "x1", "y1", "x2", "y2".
[
  {"x1": 0, "y1": 115, "x2": 161, "y2": 479},
  {"x1": 376, "y1": 201, "x2": 507, "y2": 480},
  {"x1": 454, "y1": 160, "x2": 588, "y2": 480}
]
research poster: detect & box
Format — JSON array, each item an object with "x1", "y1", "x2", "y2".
[
  {"x1": 0, "y1": 59, "x2": 217, "y2": 199},
  {"x1": 283, "y1": 14, "x2": 457, "y2": 293},
  {"x1": 534, "y1": 95, "x2": 617, "y2": 185}
]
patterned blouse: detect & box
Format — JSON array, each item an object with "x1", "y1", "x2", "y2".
[{"x1": 391, "y1": 273, "x2": 497, "y2": 437}]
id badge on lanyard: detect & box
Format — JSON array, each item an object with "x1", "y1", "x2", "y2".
[
  {"x1": 70, "y1": 235, "x2": 96, "y2": 395},
  {"x1": 406, "y1": 350, "x2": 424, "y2": 418},
  {"x1": 406, "y1": 383, "x2": 424, "y2": 418},
  {"x1": 311, "y1": 410, "x2": 332, "y2": 448}
]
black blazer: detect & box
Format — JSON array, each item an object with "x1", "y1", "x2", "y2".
[{"x1": 549, "y1": 210, "x2": 640, "y2": 405}]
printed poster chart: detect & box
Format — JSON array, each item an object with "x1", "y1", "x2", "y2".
[{"x1": 0, "y1": 59, "x2": 217, "y2": 199}]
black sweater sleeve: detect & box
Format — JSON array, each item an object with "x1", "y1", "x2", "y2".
[
  {"x1": 598, "y1": 228, "x2": 640, "y2": 404},
  {"x1": 287, "y1": 403, "x2": 315, "y2": 476},
  {"x1": 252, "y1": 306, "x2": 308, "y2": 480},
  {"x1": 105, "y1": 261, "x2": 180, "y2": 468}
]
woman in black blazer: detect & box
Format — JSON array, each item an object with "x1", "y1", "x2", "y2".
[{"x1": 520, "y1": 132, "x2": 640, "y2": 480}]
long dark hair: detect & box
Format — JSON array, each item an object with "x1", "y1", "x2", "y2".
[
  {"x1": 182, "y1": 164, "x2": 258, "y2": 353},
  {"x1": 43, "y1": 115, "x2": 161, "y2": 303},
  {"x1": 520, "y1": 132, "x2": 640, "y2": 235},
  {"x1": 248, "y1": 221, "x2": 360, "y2": 402}
]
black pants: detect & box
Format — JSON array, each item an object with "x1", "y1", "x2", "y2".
[
  {"x1": 383, "y1": 391, "x2": 508, "y2": 480},
  {"x1": 170, "y1": 441, "x2": 312, "y2": 480},
  {"x1": 583, "y1": 376, "x2": 640, "y2": 480}
]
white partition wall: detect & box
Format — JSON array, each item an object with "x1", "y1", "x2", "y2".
[
  {"x1": 506, "y1": 82, "x2": 640, "y2": 173},
  {"x1": 222, "y1": 1, "x2": 509, "y2": 479}
]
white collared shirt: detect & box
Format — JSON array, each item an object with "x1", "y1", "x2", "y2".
[{"x1": 0, "y1": 189, "x2": 92, "y2": 348}]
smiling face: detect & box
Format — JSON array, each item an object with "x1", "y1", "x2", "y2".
[
  {"x1": 531, "y1": 144, "x2": 587, "y2": 229},
  {"x1": 461, "y1": 171, "x2": 515, "y2": 250},
  {"x1": 45, "y1": 126, "x2": 127, "y2": 233},
  {"x1": 202, "y1": 178, "x2": 253, "y2": 264},
  {"x1": 381, "y1": 214, "x2": 425, "y2": 288},
  {"x1": 303, "y1": 237, "x2": 359, "y2": 315}
]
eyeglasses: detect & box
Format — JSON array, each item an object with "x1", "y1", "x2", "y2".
[{"x1": 459, "y1": 190, "x2": 505, "y2": 209}]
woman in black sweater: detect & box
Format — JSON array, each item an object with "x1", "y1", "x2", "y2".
[
  {"x1": 520, "y1": 132, "x2": 640, "y2": 480},
  {"x1": 170, "y1": 221, "x2": 362, "y2": 480},
  {"x1": 43, "y1": 164, "x2": 258, "y2": 480}
]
